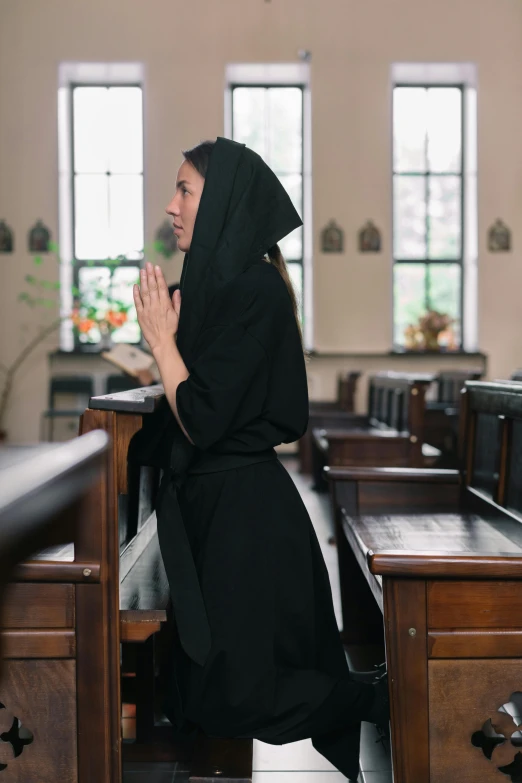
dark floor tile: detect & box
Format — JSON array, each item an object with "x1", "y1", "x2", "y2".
[
  {"x1": 123, "y1": 771, "x2": 174, "y2": 783},
  {"x1": 124, "y1": 762, "x2": 178, "y2": 772}
]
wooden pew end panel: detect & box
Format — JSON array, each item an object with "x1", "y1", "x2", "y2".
[{"x1": 326, "y1": 466, "x2": 461, "y2": 516}]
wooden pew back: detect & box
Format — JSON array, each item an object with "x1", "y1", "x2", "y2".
[
  {"x1": 328, "y1": 380, "x2": 522, "y2": 517},
  {"x1": 81, "y1": 387, "x2": 171, "y2": 645},
  {"x1": 422, "y1": 369, "x2": 484, "y2": 464},
  {"x1": 82, "y1": 386, "x2": 253, "y2": 778},
  {"x1": 314, "y1": 372, "x2": 435, "y2": 477},
  {"x1": 82, "y1": 387, "x2": 163, "y2": 560},
  {"x1": 461, "y1": 380, "x2": 522, "y2": 512},
  {"x1": 436, "y1": 369, "x2": 483, "y2": 404},
  {"x1": 0, "y1": 432, "x2": 118, "y2": 783},
  {"x1": 299, "y1": 372, "x2": 362, "y2": 474},
  {"x1": 368, "y1": 371, "x2": 434, "y2": 435},
  {"x1": 336, "y1": 371, "x2": 361, "y2": 412}
]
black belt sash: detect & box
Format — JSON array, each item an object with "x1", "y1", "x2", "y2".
[{"x1": 156, "y1": 448, "x2": 278, "y2": 667}]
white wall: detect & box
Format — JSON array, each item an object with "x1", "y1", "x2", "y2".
[{"x1": 1, "y1": 0, "x2": 522, "y2": 439}]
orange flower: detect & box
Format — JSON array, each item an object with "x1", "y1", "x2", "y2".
[
  {"x1": 77, "y1": 318, "x2": 96, "y2": 334},
  {"x1": 105, "y1": 310, "x2": 128, "y2": 329}
]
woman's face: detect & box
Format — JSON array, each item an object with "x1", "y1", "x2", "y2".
[{"x1": 165, "y1": 160, "x2": 205, "y2": 252}]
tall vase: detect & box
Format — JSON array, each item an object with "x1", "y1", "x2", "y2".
[
  {"x1": 422, "y1": 330, "x2": 440, "y2": 351},
  {"x1": 99, "y1": 327, "x2": 112, "y2": 351}
]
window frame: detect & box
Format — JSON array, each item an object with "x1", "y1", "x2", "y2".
[
  {"x1": 69, "y1": 81, "x2": 144, "y2": 351},
  {"x1": 392, "y1": 82, "x2": 466, "y2": 350},
  {"x1": 229, "y1": 82, "x2": 306, "y2": 322}
]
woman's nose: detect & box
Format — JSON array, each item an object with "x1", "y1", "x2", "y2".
[{"x1": 166, "y1": 197, "x2": 179, "y2": 216}]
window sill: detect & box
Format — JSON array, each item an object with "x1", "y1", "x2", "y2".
[
  {"x1": 306, "y1": 349, "x2": 486, "y2": 359},
  {"x1": 389, "y1": 348, "x2": 485, "y2": 357},
  {"x1": 50, "y1": 345, "x2": 145, "y2": 357}
]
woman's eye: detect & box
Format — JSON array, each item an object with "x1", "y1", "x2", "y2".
[{"x1": 182, "y1": 187, "x2": 189, "y2": 196}]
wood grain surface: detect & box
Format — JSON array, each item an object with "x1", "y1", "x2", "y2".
[
  {"x1": 0, "y1": 660, "x2": 77, "y2": 782},
  {"x1": 429, "y1": 658, "x2": 522, "y2": 783},
  {"x1": 384, "y1": 579, "x2": 429, "y2": 783}
]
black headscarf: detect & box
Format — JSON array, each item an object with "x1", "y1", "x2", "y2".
[
  {"x1": 129, "y1": 137, "x2": 302, "y2": 470},
  {"x1": 176, "y1": 137, "x2": 302, "y2": 370}
]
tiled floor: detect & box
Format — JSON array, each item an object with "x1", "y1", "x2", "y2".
[
  {"x1": 123, "y1": 762, "x2": 188, "y2": 782},
  {"x1": 123, "y1": 458, "x2": 392, "y2": 783}
]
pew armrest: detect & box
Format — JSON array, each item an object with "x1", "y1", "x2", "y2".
[
  {"x1": 89, "y1": 385, "x2": 165, "y2": 413},
  {"x1": 325, "y1": 466, "x2": 459, "y2": 483},
  {"x1": 368, "y1": 551, "x2": 522, "y2": 579}
]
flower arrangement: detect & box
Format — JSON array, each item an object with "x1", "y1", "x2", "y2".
[
  {"x1": 0, "y1": 240, "x2": 169, "y2": 440},
  {"x1": 68, "y1": 255, "x2": 139, "y2": 346},
  {"x1": 70, "y1": 294, "x2": 133, "y2": 345},
  {"x1": 404, "y1": 310, "x2": 456, "y2": 351}
]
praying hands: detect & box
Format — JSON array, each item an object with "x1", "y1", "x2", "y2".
[{"x1": 133, "y1": 261, "x2": 181, "y2": 353}]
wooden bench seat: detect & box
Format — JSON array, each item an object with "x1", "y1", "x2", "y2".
[
  {"x1": 327, "y1": 380, "x2": 522, "y2": 783},
  {"x1": 343, "y1": 507, "x2": 522, "y2": 600},
  {"x1": 120, "y1": 532, "x2": 169, "y2": 642}
]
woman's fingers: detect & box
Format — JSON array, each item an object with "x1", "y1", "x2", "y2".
[
  {"x1": 154, "y1": 265, "x2": 171, "y2": 306},
  {"x1": 133, "y1": 284, "x2": 143, "y2": 313},
  {"x1": 173, "y1": 289, "x2": 181, "y2": 317},
  {"x1": 139, "y1": 267, "x2": 149, "y2": 301},
  {"x1": 146, "y1": 262, "x2": 159, "y2": 306}
]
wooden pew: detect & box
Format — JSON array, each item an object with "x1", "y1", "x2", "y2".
[
  {"x1": 299, "y1": 371, "x2": 361, "y2": 474},
  {"x1": 423, "y1": 369, "x2": 483, "y2": 465},
  {"x1": 327, "y1": 380, "x2": 522, "y2": 783},
  {"x1": 0, "y1": 431, "x2": 116, "y2": 782},
  {"x1": 337, "y1": 370, "x2": 361, "y2": 412},
  {"x1": 81, "y1": 386, "x2": 253, "y2": 782},
  {"x1": 311, "y1": 372, "x2": 437, "y2": 492}
]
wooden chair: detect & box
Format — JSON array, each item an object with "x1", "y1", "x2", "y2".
[
  {"x1": 327, "y1": 379, "x2": 522, "y2": 783},
  {"x1": 311, "y1": 372, "x2": 437, "y2": 492},
  {"x1": 82, "y1": 386, "x2": 253, "y2": 781},
  {"x1": 0, "y1": 431, "x2": 114, "y2": 782}
]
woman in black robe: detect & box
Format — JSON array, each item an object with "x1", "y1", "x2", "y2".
[{"x1": 131, "y1": 137, "x2": 388, "y2": 781}]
